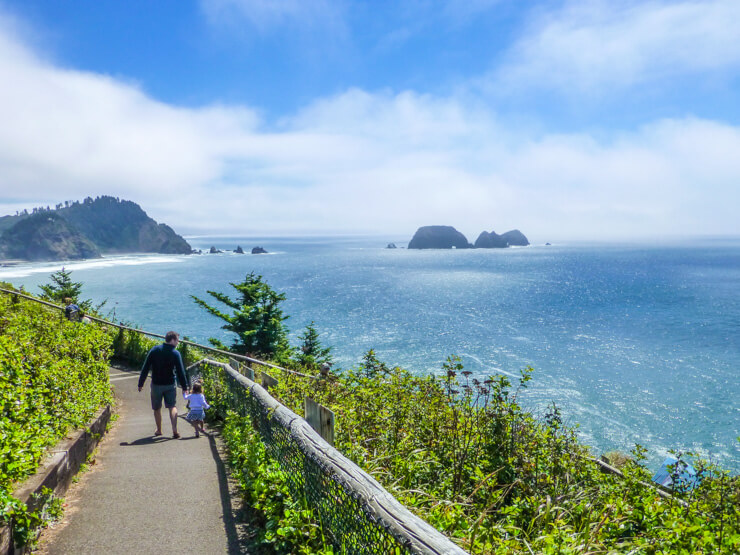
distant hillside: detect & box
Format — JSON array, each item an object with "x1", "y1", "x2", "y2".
[
  {"x1": 0, "y1": 196, "x2": 191, "y2": 261},
  {"x1": 0, "y1": 212, "x2": 100, "y2": 261}
]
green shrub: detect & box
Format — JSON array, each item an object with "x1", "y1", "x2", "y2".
[
  {"x1": 241, "y1": 353, "x2": 739, "y2": 554},
  {"x1": 0, "y1": 288, "x2": 112, "y2": 545},
  {"x1": 118, "y1": 270, "x2": 740, "y2": 553},
  {"x1": 110, "y1": 326, "x2": 157, "y2": 366}
]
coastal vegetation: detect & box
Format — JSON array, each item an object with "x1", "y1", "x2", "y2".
[
  {"x1": 187, "y1": 274, "x2": 739, "y2": 553},
  {"x1": 205, "y1": 354, "x2": 739, "y2": 553},
  {"x1": 0, "y1": 283, "x2": 113, "y2": 545},
  {"x1": 2, "y1": 272, "x2": 738, "y2": 553}
]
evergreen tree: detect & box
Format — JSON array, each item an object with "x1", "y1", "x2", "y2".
[
  {"x1": 359, "y1": 349, "x2": 389, "y2": 379},
  {"x1": 192, "y1": 272, "x2": 290, "y2": 361},
  {"x1": 295, "y1": 321, "x2": 332, "y2": 370},
  {"x1": 39, "y1": 268, "x2": 85, "y2": 307},
  {"x1": 38, "y1": 268, "x2": 103, "y2": 313}
]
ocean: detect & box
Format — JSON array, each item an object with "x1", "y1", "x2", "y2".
[{"x1": 2, "y1": 236, "x2": 739, "y2": 472}]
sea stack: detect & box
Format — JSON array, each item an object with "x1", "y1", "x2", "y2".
[
  {"x1": 500, "y1": 229, "x2": 529, "y2": 246},
  {"x1": 474, "y1": 229, "x2": 530, "y2": 248},
  {"x1": 408, "y1": 226, "x2": 472, "y2": 249},
  {"x1": 474, "y1": 231, "x2": 508, "y2": 248}
]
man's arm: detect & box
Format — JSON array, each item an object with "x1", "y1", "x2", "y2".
[
  {"x1": 173, "y1": 350, "x2": 189, "y2": 392},
  {"x1": 138, "y1": 348, "x2": 154, "y2": 390}
]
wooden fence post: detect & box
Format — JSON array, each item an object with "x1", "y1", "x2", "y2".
[
  {"x1": 305, "y1": 397, "x2": 335, "y2": 446},
  {"x1": 261, "y1": 372, "x2": 278, "y2": 390},
  {"x1": 243, "y1": 365, "x2": 255, "y2": 381}
]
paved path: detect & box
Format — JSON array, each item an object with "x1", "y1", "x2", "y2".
[{"x1": 40, "y1": 366, "x2": 248, "y2": 554}]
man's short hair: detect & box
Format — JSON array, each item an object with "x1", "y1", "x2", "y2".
[{"x1": 165, "y1": 331, "x2": 179, "y2": 343}]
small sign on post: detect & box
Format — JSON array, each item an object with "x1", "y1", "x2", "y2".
[
  {"x1": 305, "y1": 397, "x2": 335, "y2": 446},
  {"x1": 261, "y1": 372, "x2": 278, "y2": 390}
]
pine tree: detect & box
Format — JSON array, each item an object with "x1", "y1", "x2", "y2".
[
  {"x1": 192, "y1": 272, "x2": 290, "y2": 361},
  {"x1": 39, "y1": 268, "x2": 85, "y2": 307},
  {"x1": 296, "y1": 321, "x2": 332, "y2": 370},
  {"x1": 359, "y1": 349, "x2": 389, "y2": 379},
  {"x1": 38, "y1": 268, "x2": 103, "y2": 313}
]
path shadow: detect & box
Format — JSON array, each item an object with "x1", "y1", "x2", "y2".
[
  {"x1": 120, "y1": 436, "x2": 171, "y2": 446},
  {"x1": 205, "y1": 429, "x2": 256, "y2": 553}
]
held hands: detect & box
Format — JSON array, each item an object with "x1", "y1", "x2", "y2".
[{"x1": 137, "y1": 386, "x2": 142, "y2": 392}]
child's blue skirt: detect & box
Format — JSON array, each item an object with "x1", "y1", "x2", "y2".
[{"x1": 186, "y1": 408, "x2": 205, "y2": 422}]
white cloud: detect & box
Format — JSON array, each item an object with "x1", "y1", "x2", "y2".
[
  {"x1": 0, "y1": 15, "x2": 739, "y2": 241},
  {"x1": 495, "y1": 0, "x2": 740, "y2": 94}
]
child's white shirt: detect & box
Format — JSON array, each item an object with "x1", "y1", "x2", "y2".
[{"x1": 184, "y1": 392, "x2": 210, "y2": 410}]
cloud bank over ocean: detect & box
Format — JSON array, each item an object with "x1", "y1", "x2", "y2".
[{"x1": 1, "y1": 2, "x2": 739, "y2": 241}]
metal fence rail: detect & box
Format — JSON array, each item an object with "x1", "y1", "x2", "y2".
[{"x1": 189, "y1": 358, "x2": 468, "y2": 555}]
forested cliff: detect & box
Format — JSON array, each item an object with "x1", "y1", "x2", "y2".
[{"x1": 0, "y1": 196, "x2": 191, "y2": 261}]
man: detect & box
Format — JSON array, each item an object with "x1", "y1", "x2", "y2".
[{"x1": 138, "y1": 331, "x2": 190, "y2": 439}]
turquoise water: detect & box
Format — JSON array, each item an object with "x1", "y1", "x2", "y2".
[{"x1": 3, "y1": 237, "x2": 739, "y2": 472}]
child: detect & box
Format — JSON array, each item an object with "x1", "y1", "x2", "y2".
[{"x1": 184, "y1": 382, "x2": 210, "y2": 437}]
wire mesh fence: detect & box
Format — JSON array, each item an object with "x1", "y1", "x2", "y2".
[{"x1": 189, "y1": 358, "x2": 468, "y2": 555}]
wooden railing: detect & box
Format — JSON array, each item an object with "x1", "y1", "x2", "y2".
[{"x1": 188, "y1": 357, "x2": 469, "y2": 554}]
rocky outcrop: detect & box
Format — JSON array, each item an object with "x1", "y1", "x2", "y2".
[
  {"x1": 474, "y1": 231, "x2": 509, "y2": 248},
  {"x1": 408, "y1": 225, "x2": 530, "y2": 251},
  {"x1": 0, "y1": 213, "x2": 100, "y2": 261},
  {"x1": 474, "y1": 229, "x2": 530, "y2": 248},
  {"x1": 234, "y1": 246, "x2": 245, "y2": 254},
  {"x1": 209, "y1": 246, "x2": 222, "y2": 254},
  {"x1": 386, "y1": 243, "x2": 397, "y2": 249},
  {"x1": 500, "y1": 229, "x2": 529, "y2": 246},
  {"x1": 407, "y1": 226, "x2": 472, "y2": 249},
  {"x1": 0, "y1": 196, "x2": 191, "y2": 261},
  {"x1": 251, "y1": 246, "x2": 268, "y2": 254}
]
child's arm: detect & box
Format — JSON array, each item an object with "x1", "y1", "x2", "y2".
[{"x1": 202, "y1": 395, "x2": 210, "y2": 409}]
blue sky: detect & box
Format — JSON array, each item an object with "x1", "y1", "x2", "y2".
[
  {"x1": 1, "y1": 0, "x2": 739, "y2": 240},
  {"x1": 9, "y1": 1, "x2": 523, "y2": 115}
]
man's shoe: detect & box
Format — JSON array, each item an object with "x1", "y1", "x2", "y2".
[{"x1": 173, "y1": 432, "x2": 181, "y2": 439}]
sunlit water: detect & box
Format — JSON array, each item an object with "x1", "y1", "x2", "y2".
[{"x1": 3, "y1": 237, "x2": 739, "y2": 472}]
